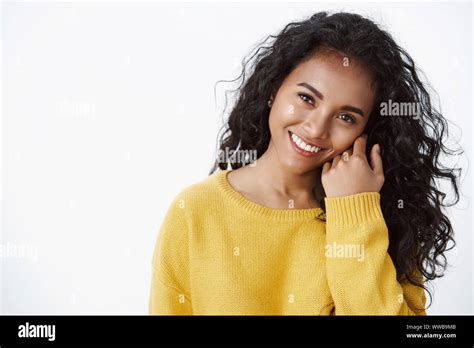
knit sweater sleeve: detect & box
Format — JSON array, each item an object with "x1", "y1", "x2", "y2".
[
  {"x1": 148, "y1": 194, "x2": 192, "y2": 315},
  {"x1": 324, "y1": 192, "x2": 427, "y2": 315}
]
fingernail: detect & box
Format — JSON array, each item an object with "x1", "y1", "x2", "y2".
[{"x1": 376, "y1": 144, "x2": 380, "y2": 152}]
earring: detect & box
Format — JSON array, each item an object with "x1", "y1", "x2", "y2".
[{"x1": 267, "y1": 99, "x2": 273, "y2": 108}]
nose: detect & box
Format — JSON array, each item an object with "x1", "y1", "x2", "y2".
[{"x1": 301, "y1": 109, "x2": 330, "y2": 140}]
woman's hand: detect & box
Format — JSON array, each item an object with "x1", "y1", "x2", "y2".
[{"x1": 321, "y1": 134, "x2": 385, "y2": 198}]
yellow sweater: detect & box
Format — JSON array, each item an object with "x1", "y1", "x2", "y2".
[{"x1": 149, "y1": 169, "x2": 427, "y2": 315}]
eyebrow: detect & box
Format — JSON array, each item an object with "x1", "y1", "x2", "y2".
[{"x1": 297, "y1": 82, "x2": 365, "y2": 118}]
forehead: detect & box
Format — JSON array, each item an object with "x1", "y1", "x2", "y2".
[{"x1": 285, "y1": 51, "x2": 376, "y2": 110}]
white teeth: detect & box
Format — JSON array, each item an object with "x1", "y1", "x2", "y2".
[{"x1": 290, "y1": 132, "x2": 322, "y2": 153}]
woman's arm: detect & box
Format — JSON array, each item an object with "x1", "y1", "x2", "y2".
[
  {"x1": 148, "y1": 195, "x2": 193, "y2": 315},
  {"x1": 324, "y1": 191, "x2": 427, "y2": 315},
  {"x1": 149, "y1": 268, "x2": 192, "y2": 315}
]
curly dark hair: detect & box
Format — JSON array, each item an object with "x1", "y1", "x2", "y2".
[{"x1": 209, "y1": 11, "x2": 463, "y2": 310}]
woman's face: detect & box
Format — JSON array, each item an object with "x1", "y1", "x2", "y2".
[{"x1": 267, "y1": 51, "x2": 376, "y2": 174}]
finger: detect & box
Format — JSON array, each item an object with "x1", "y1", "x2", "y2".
[
  {"x1": 353, "y1": 134, "x2": 368, "y2": 157},
  {"x1": 369, "y1": 144, "x2": 384, "y2": 174},
  {"x1": 332, "y1": 155, "x2": 342, "y2": 167},
  {"x1": 339, "y1": 146, "x2": 353, "y2": 161},
  {"x1": 322, "y1": 161, "x2": 331, "y2": 175}
]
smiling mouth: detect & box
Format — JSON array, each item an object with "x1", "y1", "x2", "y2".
[{"x1": 288, "y1": 131, "x2": 326, "y2": 156}]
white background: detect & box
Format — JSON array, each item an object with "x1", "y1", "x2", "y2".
[{"x1": 1, "y1": 1, "x2": 472, "y2": 314}]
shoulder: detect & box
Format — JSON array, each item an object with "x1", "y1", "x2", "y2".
[
  {"x1": 173, "y1": 170, "x2": 223, "y2": 207},
  {"x1": 154, "y1": 172, "x2": 224, "y2": 256},
  {"x1": 163, "y1": 170, "x2": 226, "y2": 222},
  {"x1": 154, "y1": 171, "x2": 226, "y2": 259}
]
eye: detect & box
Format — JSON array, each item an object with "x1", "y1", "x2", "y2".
[
  {"x1": 298, "y1": 93, "x2": 314, "y2": 105},
  {"x1": 338, "y1": 113, "x2": 356, "y2": 124}
]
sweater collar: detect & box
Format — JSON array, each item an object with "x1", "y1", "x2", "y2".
[{"x1": 215, "y1": 169, "x2": 326, "y2": 222}]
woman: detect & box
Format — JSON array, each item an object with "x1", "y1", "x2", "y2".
[{"x1": 149, "y1": 11, "x2": 461, "y2": 315}]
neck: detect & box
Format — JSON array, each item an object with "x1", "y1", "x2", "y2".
[{"x1": 253, "y1": 141, "x2": 324, "y2": 201}]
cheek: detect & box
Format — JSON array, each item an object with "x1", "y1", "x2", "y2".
[
  {"x1": 269, "y1": 102, "x2": 301, "y2": 131},
  {"x1": 330, "y1": 129, "x2": 360, "y2": 153}
]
